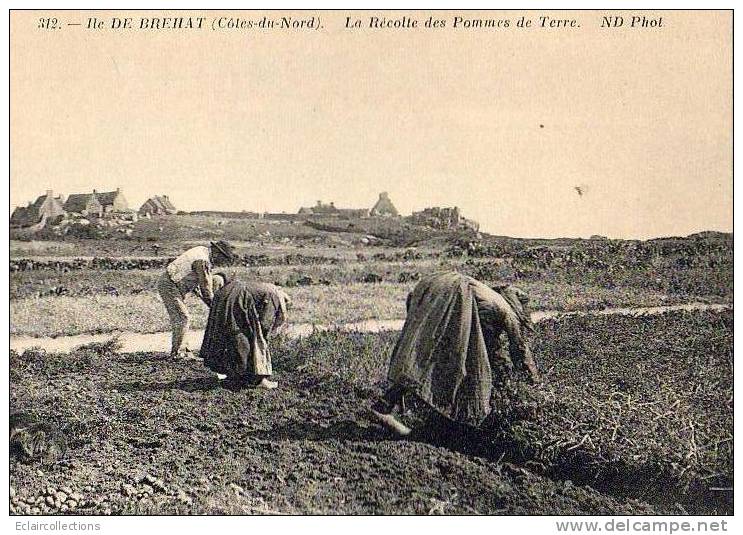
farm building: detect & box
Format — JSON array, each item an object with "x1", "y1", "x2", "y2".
[
  {"x1": 409, "y1": 206, "x2": 480, "y2": 231},
  {"x1": 63, "y1": 192, "x2": 103, "y2": 217},
  {"x1": 64, "y1": 188, "x2": 129, "y2": 217},
  {"x1": 10, "y1": 189, "x2": 66, "y2": 228},
  {"x1": 96, "y1": 188, "x2": 129, "y2": 213},
  {"x1": 298, "y1": 195, "x2": 391, "y2": 219},
  {"x1": 297, "y1": 201, "x2": 369, "y2": 219},
  {"x1": 139, "y1": 195, "x2": 177, "y2": 216},
  {"x1": 298, "y1": 201, "x2": 339, "y2": 216},
  {"x1": 370, "y1": 192, "x2": 399, "y2": 217}
]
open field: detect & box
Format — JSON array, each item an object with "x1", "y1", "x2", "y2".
[
  {"x1": 10, "y1": 256, "x2": 732, "y2": 302},
  {"x1": 8, "y1": 224, "x2": 734, "y2": 515},
  {"x1": 9, "y1": 311, "x2": 732, "y2": 515},
  {"x1": 11, "y1": 283, "x2": 729, "y2": 339},
  {"x1": 13, "y1": 214, "x2": 477, "y2": 251},
  {"x1": 9, "y1": 232, "x2": 733, "y2": 337},
  {"x1": 10, "y1": 284, "x2": 409, "y2": 337}
]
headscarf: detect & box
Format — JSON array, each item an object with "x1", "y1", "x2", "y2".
[{"x1": 492, "y1": 283, "x2": 534, "y2": 334}]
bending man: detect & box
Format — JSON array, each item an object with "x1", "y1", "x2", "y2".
[
  {"x1": 371, "y1": 271, "x2": 541, "y2": 435},
  {"x1": 157, "y1": 240, "x2": 236, "y2": 359},
  {"x1": 200, "y1": 277, "x2": 291, "y2": 390}
]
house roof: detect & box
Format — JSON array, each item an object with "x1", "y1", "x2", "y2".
[
  {"x1": 156, "y1": 195, "x2": 176, "y2": 211},
  {"x1": 96, "y1": 190, "x2": 121, "y2": 206},
  {"x1": 298, "y1": 202, "x2": 341, "y2": 215},
  {"x1": 370, "y1": 192, "x2": 398, "y2": 216},
  {"x1": 64, "y1": 193, "x2": 98, "y2": 213},
  {"x1": 141, "y1": 195, "x2": 176, "y2": 213},
  {"x1": 11, "y1": 193, "x2": 65, "y2": 225},
  {"x1": 311, "y1": 203, "x2": 339, "y2": 214},
  {"x1": 141, "y1": 198, "x2": 162, "y2": 212},
  {"x1": 11, "y1": 206, "x2": 34, "y2": 225}
]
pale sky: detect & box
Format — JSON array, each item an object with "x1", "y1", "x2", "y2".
[{"x1": 10, "y1": 10, "x2": 732, "y2": 238}]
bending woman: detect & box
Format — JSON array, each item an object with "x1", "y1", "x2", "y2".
[
  {"x1": 200, "y1": 276, "x2": 291, "y2": 390},
  {"x1": 371, "y1": 271, "x2": 541, "y2": 435}
]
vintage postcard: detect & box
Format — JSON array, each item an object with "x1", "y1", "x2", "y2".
[{"x1": 7, "y1": 7, "x2": 733, "y2": 524}]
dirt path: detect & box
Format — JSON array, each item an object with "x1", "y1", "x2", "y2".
[{"x1": 10, "y1": 302, "x2": 731, "y2": 354}]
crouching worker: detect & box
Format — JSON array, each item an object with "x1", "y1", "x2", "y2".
[
  {"x1": 157, "y1": 240, "x2": 236, "y2": 359},
  {"x1": 371, "y1": 271, "x2": 541, "y2": 436},
  {"x1": 200, "y1": 276, "x2": 292, "y2": 390}
]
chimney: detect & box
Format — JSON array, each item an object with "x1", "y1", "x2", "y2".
[
  {"x1": 330, "y1": 201, "x2": 335, "y2": 207},
  {"x1": 116, "y1": 187, "x2": 121, "y2": 192},
  {"x1": 93, "y1": 189, "x2": 97, "y2": 194},
  {"x1": 316, "y1": 200, "x2": 322, "y2": 206},
  {"x1": 46, "y1": 189, "x2": 53, "y2": 198},
  {"x1": 380, "y1": 192, "x2": 389, "y2": 199}
]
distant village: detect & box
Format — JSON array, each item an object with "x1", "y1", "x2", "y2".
[{"x1": 10, "y1": 188, "x2": 480, "y2": 235}]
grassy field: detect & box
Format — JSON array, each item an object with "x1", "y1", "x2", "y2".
[
  {"x1": 9, "y1": 311, "x2": 732, "y2": 515},
  {"x1": 10, "y1": 242, "x2": 733, "y2": 338},
  {"x1": 9, "y1": 260, "x2": 443, "y2": 298},
  {"x1": 10, "y1": 284, "x2": 410, "y2": 337},
  {"x1": 496, "y1": 311, "x2": 733, "y2": 509},
  {"x1": 11, "y1": 277, "x2": 722, "y2": 338},
  {"x1": 10, "y1": 239, "x2": 437, "y2": 263},
  {"x1": 11, "y1": 255, "x2": 733, "y2": 300},
  {"x1": 15, "y1": 213, "x2": 476, "y2": 250}
]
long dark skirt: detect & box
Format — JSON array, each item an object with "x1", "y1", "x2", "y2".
[
  {"x1": 387, "y1": 272, "x2": 498, "y2": 427},
  {"x1": 200, "y1": 281, "x2": 272, "y2": 380}
]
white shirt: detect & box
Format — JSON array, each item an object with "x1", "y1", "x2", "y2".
[{"x1": 166, "y1": 246, "x2": 211, "y2": 293}]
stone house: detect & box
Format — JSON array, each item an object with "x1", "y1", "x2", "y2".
[
  {"x1": 10, "y1": 189, "x2": 66, "y2": 228},
  {"x1": 63, "y1": 192, "x2": 103, "y2": 217},
  {"x1": 370, "y1": 192, "x2": 399, "y2": 217},
  {"x1": 96, "y1": 188, "x2": 129, "y2": 213},
  {"x1": 139, "y1": 195, "x2": 177, "y2": 216}
]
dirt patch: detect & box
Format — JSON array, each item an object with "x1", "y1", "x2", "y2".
[
  {"x1": 9, "y1": 351, "x2": 657, "y2": 515},
  {"x1": 10, "y1": 310, "x2": 732, "y2": 515}
]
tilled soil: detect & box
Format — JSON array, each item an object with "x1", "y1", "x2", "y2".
[{"x1": 11, "y1": 350, "x2": 662, "y2": 515}]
